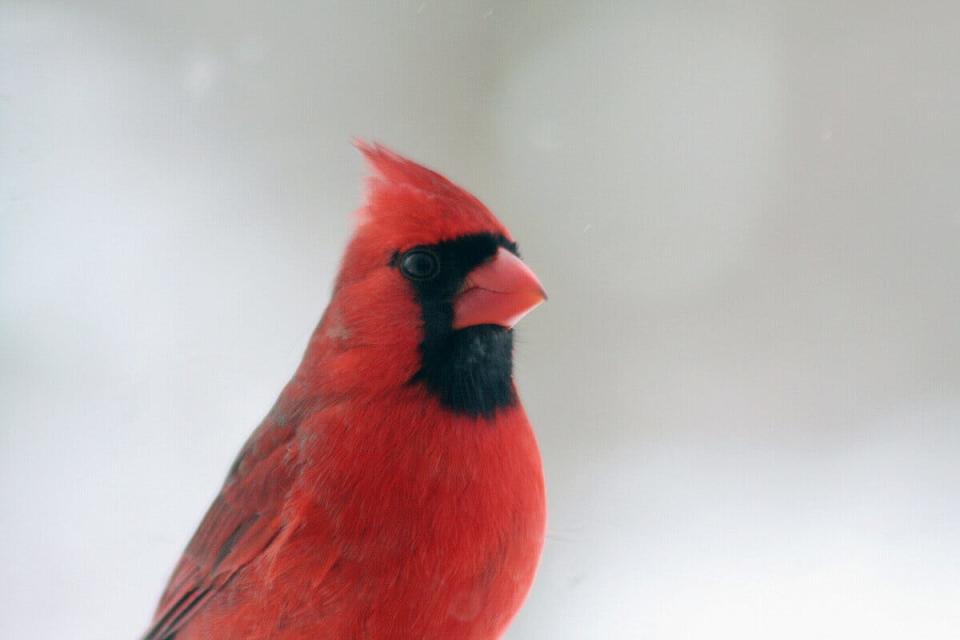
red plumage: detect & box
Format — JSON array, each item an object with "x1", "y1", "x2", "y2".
[{"x1": 143, "y1": 143, "x2": 546, "y2": 639}]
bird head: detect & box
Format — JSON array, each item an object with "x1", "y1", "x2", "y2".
[{"x1": 302, "y1": 142, "x2": 545, "y2": 417}]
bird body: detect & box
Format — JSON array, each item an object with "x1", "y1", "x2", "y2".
[{"x1": 144, "y1": 144, "x2": 546, "y2": 640}]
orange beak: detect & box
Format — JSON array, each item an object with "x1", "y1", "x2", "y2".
[{"x1": 453, "y1": 247, "x2": 547, "y2": 330}]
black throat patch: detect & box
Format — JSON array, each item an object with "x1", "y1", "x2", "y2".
[{"x1": 396, "y1": 233, "x2": 519, "y2": 418}]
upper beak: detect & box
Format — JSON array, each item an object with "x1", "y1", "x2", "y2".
[{"x1": 453, "y1": 247, "x2": 547, "y2": 330}]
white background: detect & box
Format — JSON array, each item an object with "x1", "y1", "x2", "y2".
[{"x1": 2, "y1": 1, "x2": 959, "y2": 638}]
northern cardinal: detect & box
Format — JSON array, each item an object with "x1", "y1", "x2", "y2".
[{"x1": 142, "y1": 143, "x2": 547, "y2": 640}]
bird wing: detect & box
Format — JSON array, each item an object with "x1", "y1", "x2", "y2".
[{"x1": 143, "y1": 409, "x2": 305, "y2": 640}]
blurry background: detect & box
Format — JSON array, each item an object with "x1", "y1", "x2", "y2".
[{"x1": 2, "y1": 1, "x2": 959, "y2": 638}]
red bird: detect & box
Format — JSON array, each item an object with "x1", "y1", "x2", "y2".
[{"x1": 143, "y1": 143, "x2": 547, "y2": 640}]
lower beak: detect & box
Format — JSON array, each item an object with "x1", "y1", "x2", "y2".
[{"x1": 453, "y1": 247, "x2": 547, "y2": 330}]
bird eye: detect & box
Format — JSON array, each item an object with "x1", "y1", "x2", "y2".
[{"x1": 400, "y1": 250, "x2": 439, "y2": 280}]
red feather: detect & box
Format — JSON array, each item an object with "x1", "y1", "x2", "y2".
[{"x1": 144, "y1": 144, "x2": 546, "y2": 639}]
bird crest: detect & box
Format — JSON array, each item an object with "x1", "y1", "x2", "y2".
[{"x1": 352, "y1": 140, "x2": 510, "y2": 244}]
